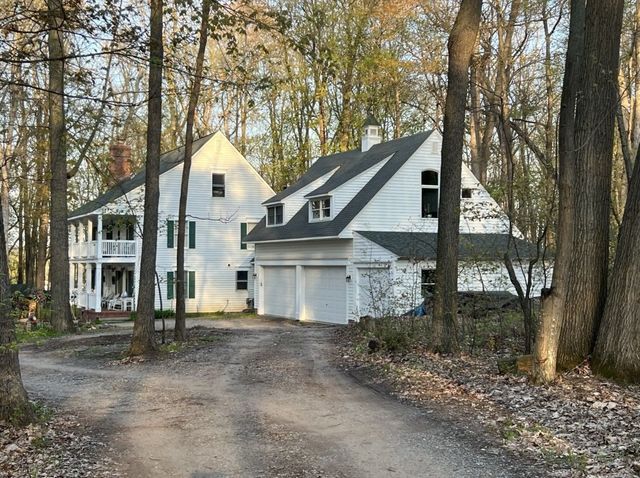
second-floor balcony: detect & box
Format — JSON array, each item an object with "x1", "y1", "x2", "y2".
[{"x1": 70, "y1": 239, "x2": 136, "y2": 260}]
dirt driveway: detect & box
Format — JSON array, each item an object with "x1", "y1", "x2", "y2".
[{"x1": 20, "y1": 317, "x2": 543, "y2": 478}]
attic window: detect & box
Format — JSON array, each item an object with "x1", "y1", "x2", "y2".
[
  {"x1": 462, "y1": 188, "x2": 473, "y2": 199},
  {"x1": 212, "y1": 173, "x2": 225, "y2": 197},
  {"x1": 421, "y1": 269, "x2": 436, "y2": 296},
  {"x1": 421, "y1": 170, "x2": 439, "y2": 218},
  {"x1": 309, "y1": 197, "x2": 331, "y2": 221},
  {"x1": 267, "y1": 204, "x2": 284, "y2": 226}
]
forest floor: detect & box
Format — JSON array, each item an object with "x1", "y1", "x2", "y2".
[
  {"x1": 336, "y1": 325, "x2": 640, "y2": 478},
  {"x1": 12, "y1": 315, "x2": 550, "y2": 477}
]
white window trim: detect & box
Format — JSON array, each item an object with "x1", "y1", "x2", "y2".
[
  {"x1": 236, "y1": 269, "x2": 249, "y2": 291},
  {"x1": 308, "y1": 196, "x2": 332, "y2": 222},
  {"x1": 266, "y1": 204, "x2": 284, "y2": 227}
]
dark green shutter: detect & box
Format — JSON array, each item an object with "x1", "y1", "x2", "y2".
[
  {"x1": 189, "y1": 221, "x2": 196, "y2": 249},
  {"x1": 240, "y1": 222, "x2": 247, "y2": 250},
  {"x1": 188, "y1": 271, "x2": 195, "y2": 299},
  {"x1": 167, "y1": 220, "x2": 174, "y2": 248},
  {"x1": 167, "y1": 271, "x2": 174, "y2": 300}
]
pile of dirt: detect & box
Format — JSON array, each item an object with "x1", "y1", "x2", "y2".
[{"x1": 335, "y1": 325, "x2": 640, "y2": 478}]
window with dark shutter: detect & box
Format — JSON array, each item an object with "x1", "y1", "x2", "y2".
[
  {"x1": 167, "y1": 220, "x2": 174, "y2": 248},
  {"x1": 167, "y1": 271, "x2": 174, "y2": 300},
  {"x1": 188, "y1": 221, "x2": 196, "y2": 249},
  {"x1": 240, "y1": 222, "x2": 247, "y2": 249},
  {"x1": 188, "y1": 271, "x2": 196, "y2": 298}
]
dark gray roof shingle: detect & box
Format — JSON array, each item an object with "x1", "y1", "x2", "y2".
[
  {"x1": 246, "y1": 131, "x2": 432, "y2": 242},
  {"x1": 69, "y1": 133, "x2": 214, "y2": 218},
  {"x1": 356, "y1": 231, "x2": 540, "y2": 260}
]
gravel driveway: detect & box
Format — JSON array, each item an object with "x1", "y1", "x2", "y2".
[{"x1": 20, "y1": 317, "x2": 543, "y2": 478}]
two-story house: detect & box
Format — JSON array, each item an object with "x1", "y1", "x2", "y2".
[
  {"x1": 68, "y1": 132, "x2": 274, "y2": 315},
  {"x1": 244, "y1": 118, "x2": 547, "y2": 324}
]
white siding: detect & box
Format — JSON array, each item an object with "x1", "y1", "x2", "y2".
[
  {"x1": 152, "y1": 132, "x2": 274, "y2": 312},
  {"x1": 330, "y1": 156, "x2": 390, "y2": 217},
  {"x1": 255, "y1": 239, "x2": 352, "y2": 262},
  {"x1": 274, "y1": 168, "x2": 339, "y2": 223},
  {"x1": 343, "y1": 131, "x2": 511, "y2": 237}
]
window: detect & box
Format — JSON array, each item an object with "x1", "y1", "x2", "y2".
[
  {"x1": 421, "y1": 269, "x2": 436, "y2": 296},
  {"x1": 267, "y1": 204, "x2": 284, "y2": 226},
  {"x1": 462, "y1": 188, "x2": 473, "y2": 199},
  {"x1": 167, "y1": 270, "x2": 196, "y2": 300},
  {"x1": 421, "y1": 170, "x2": 439, "y2": 218},
  {"x1": 240, "y1": 223, "x2": 248, "y2": 249},
  {"x1": 126, "y1": 223, "x2": 135, "y2": 240},
  {"x1": 236, "y1": 270, "x2": 249, "y2": 290},
  {"x1": 74, "y1": 225, "x2": 79, "y2": 243},
  {"x1": 91, "y1": 266, "x2": 96, "y2": 290},
  {"x1": 73, "y1": 264, "x2": 78, "y2": 288},
  {"x1": 310, "y1": 197, "x2": 331, "y2": 221},
  {"x1": 166, "y1": 220, "x2": 196, "y2": 249},
  {"x1": 212, "y1": 173, "x2": 225, "y2": 197}
]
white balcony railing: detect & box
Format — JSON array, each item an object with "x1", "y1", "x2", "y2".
[
  {"x1": 70, "y1": 240, "x2": 136, "y2": 258},
  {"x1": 70, "y1": 241, "x2": 97, "y2": 259},
  {"x1": 102, "y1": 240, "x2": 136, "y2": 257}
]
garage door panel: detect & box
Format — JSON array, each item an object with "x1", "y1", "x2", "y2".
[
  {"x1": 303, "y1": 266, "x2": 347, "y2": 324},
  {"x1": 263, "y1": 266, "x2": 296, "y2": 318}
]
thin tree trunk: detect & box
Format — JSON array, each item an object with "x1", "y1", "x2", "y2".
[
  {"x1": 175, "y1": 0, "x2": 210, "y2": 342},
  {"x1": 557, "y1": 0, "x2": 624, "y2": 370},
  {"x1": 592, "y1": 145, "x2": 640, "y2": 382},
  {"x1": 431, "y1": 0, "x2": 482, "y2": 354},
  {"x1": 48, "y1": 0, "x2": 74, "y2": 332},
  {"x1": 533, "y1": 0, "x2": 585, "y2": 384},
  {"x1": 130, "y1": 0, "x2": 163, "y2": 356},
  {"x1": 0, "y1": 192, "x2": 33, "y2": 425}
]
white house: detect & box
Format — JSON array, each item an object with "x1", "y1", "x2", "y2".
[
  {"x1": 68, "y1": 132, "x2": 274, "y2": 315},
  {"x1": 245, "y1": 118, "x2": 548, "y2": 324}
]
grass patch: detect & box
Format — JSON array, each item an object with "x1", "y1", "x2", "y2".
[{"x1": 16, "y1": 324, "x2": 63, "y2": 345}]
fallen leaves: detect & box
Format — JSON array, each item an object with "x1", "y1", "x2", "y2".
[
  {"x1": 0, "y1": 410, "x2": 121, "y2": 478},
  {"x1": 335, "y1": 326, "x2": 640, "y2": 478}
]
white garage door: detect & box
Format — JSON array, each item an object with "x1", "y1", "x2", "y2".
[
  {"x1": 263, "y1": 266, "x2": 296, "y2": 318},
  {"x1": 302, "y1": 266, "x2": 347, "y2": 324}
]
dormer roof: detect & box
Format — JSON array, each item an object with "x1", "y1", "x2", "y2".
[{"x1": 245, "y1": 130, "x2": 433, "y2": 243}]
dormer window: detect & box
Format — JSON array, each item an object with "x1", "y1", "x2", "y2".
[
  {"x1": 267, "y1": 204, "x2": 284, "y2": 226},
  {"x1": 310, "y1": 197, "x2": 331, "y2": 221},
  {"x1": 421, "y1": 170, "x2": 439, "y2": 218}
]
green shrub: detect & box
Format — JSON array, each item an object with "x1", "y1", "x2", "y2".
[
  {"x1": 15, "y1": 324, "x2": 62, "y2": 344},
  {"x1": 360, "y1": 316, "x2": 428, "y2": 353}
]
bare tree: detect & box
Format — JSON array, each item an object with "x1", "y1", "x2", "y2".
[
  {"x1": 0, "y1": 194, "x2": 33, "y2": 425},
  {"x1": 431, "y1": 0, "x2": 482, "y2": 354},
  {"x1": 592, "y1": 145, "x2": 640, "y2": 382},
  {"x1": 130, "y1": 0, "x2": 164, "y2": 356},
  {"x1": 533, "y1": 0, "x2": 585, "y2": 384},
  {"x1": 557, "y1": 0, "x2": 625, "y2": 370},
  {"x1": 47, "y1": 0, "x2": 75, "y2": 332},
  {"x1": 175, "y1": 0, "x2": 211, "y2": 342}
]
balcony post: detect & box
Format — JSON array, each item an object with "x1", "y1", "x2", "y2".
[
  {"x1": 95, "y1": 262, "x2": 102, "y2": 312},
  {"x1": 97, "y1": 214, "x2": 103, "y2": 259}
]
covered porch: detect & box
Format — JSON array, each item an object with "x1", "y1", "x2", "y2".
[{"x1": 70, "y1": 261, "x2": 137, "y2": 313}]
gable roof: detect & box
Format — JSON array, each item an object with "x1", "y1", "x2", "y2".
[
  {"x1": 69, "y1": 133, "x2": 215, "y2": 219},
  {"x1": 245, "y1": 131, "x2": 433, "y2": 242},
  {"x1": 356, "y1": 231, "x2": 541, "y2": 260}
]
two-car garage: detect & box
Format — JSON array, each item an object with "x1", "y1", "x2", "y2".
[{"x1": 260, "y1": 265, "x2": 348, "y2": 324}]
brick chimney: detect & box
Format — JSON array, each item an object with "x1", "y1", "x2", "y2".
[{"x1": 108, "y1": 139, "x2": 132, "y2": 184}]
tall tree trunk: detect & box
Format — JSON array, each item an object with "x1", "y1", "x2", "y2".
[
  {"x1": 431, "y1": 0, "x2": 482, "y2": 354},
  {"x1": 0, "y1": 192, "x2": 33, "y2": 425},
  {"x1": 557, "y1": 0, "x2": 624, "y2": 370},
  {"x1": 592, "y1": 145, "x2": 640, "y2": 382},
  {"x1": 175, "y1": 0, "x2": 210, "y2": 342},
  {"x1": 130, "y1": 0, "x2": 163, "y2": 356},
  {"x1": 48, "y1": 0, "x2": 74, "y2": 332},
  {"x1": 533, "y1": 0, "x2": 585, "y2": 384}
]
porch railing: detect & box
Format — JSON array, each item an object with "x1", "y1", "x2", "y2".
[{"x1": 102, "y1": 240, "x2": 136, "y2": 257}]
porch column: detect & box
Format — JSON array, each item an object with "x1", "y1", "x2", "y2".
[
  {"x1": 95, "y1": 262, "x2": 102, "y2": 312},
  {"x1": 97, "y1": 214, "x2": 103, "y2": 259}
]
